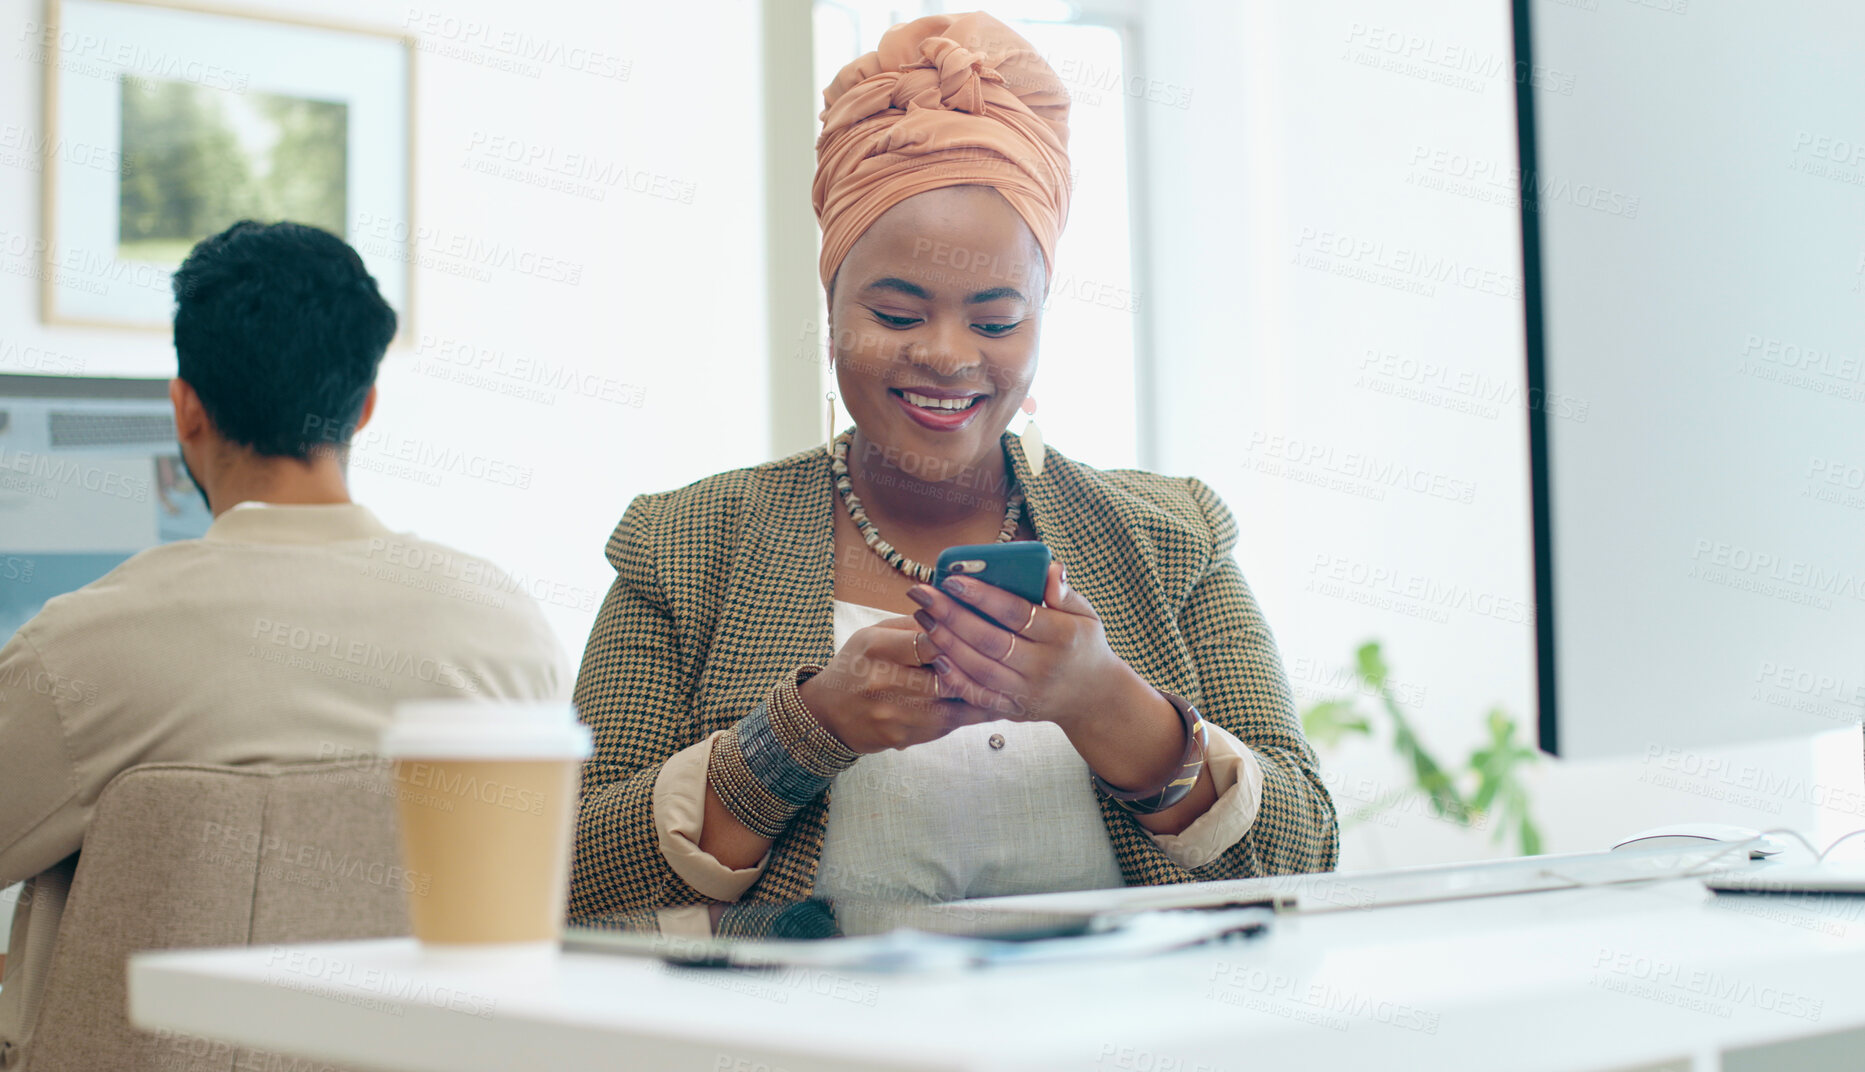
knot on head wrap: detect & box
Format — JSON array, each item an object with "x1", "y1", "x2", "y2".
[{"x1": 813, "y1": 12, "x2": 1071, "y2": 289}]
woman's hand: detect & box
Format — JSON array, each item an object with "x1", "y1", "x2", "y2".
[
  {"x1": 799, "y1": 617, "x2": 998, "y2": 754},
  {"x1": 908, "y1": 564, "x2": 1198, "y2": 805},
  {"x1": 907, "y1": 563, "x2": 1147, "y2": 729}
]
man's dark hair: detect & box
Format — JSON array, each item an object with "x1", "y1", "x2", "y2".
[{"x1": 172, "y1": 220, "x2": 397, "y2": 459}]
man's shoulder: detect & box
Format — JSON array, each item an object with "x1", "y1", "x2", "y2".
[
  {"x1": 18, "y1": 539, "x2": 212, "y2": 631},
  {"x1": 22, "y1": 530, "x2": 546, "y2": 641}
]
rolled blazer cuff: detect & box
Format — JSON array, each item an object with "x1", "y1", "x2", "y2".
[
  {"x1": 653, "y1": 731, "x2": 769, "y2": 902},
  {"x1": 1146, "y1": 722, "x2": 1264, "y2": 869}
]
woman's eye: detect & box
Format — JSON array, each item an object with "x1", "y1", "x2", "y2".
[
  {"x1": 974, "y1": 321, "x2": 1021, "y2": 336},
  {"x1": 872, "y1": 311, "x2": 921, "y2": 328}
]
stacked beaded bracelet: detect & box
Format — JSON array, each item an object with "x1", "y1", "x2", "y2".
[
  {"x1": 1091, "y1": 690, "x2": 1209, "y2": 815},
  {"x1": 707, "y1": 665, "x2": 860, "y2": 839}
]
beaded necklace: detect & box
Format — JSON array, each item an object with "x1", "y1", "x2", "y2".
[{"x1": 830, "y1": 430, "x2": 1024, "y2": 583}]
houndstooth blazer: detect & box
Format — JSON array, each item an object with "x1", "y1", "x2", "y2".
[{"x1": 568, "y1": 433, "x2": 1338, "y2": 918}]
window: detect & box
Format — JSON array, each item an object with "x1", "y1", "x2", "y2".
[{"x1": 810, "y1": 1, "x2": 1142, "y2": 469}]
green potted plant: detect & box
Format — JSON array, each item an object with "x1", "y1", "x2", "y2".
[{"x1": 1301, "y1": 641, "x2": 1543, "y2": 855}]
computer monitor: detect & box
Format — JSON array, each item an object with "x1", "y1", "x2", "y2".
[
  {"x1": 1, "y1": 374, "x2": 212, "y2": 640},
  {"x1": 1514, "y1": 1, "x2": 1865, "y2": 759}
]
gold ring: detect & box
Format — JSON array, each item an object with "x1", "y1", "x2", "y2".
[
  {"x1": 913, "y1": 632, "x2": 929, "y2": 666},
  {"x1": 1003, "y1": 634, "x2": 1017, "y2": 662},
  {"x1": 1021, "y1": 603, "x2": 1039, "y2": 634}
]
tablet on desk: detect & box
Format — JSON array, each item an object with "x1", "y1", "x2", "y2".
[{"x1": 1704, "y1": 863, "x2": 1865, "y2": 896}]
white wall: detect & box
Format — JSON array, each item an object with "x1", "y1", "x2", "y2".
[
  {"x1": 0, "y1": 0, "x2": 772, "y2": 662},
  {"x1": 1532, "y1": 0, "x2": 1865, "y2": 760},
  {"x1": 1135, "y1": 0, "x2": 1850, "y2": 867}
]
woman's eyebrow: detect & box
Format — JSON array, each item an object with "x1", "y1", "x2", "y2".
[
  {"x1": 967, "y1": 286, "x2": 1026, "y2": 304},
  {"x1": 864, "y1": 277, "x2": 932, "y2": 299}
]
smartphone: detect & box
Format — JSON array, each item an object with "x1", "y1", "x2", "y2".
[{"x1": 933, "y1": 542, "x2": 1052, "y2": 623}]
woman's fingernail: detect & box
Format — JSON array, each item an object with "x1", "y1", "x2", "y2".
[
  {"x1": 941, "y1": 576, "x2": 968, "y2": 596},
  {"x1": 913, "y1": 609, "x2": 935, "y2": 632},
  {"x1": 932, "y1": 655, "x2": 953, "y2": 675},
  {"x1": 906, "y1": 586, "x2": 933, "y2": 608},
  {"x1": 1059, "y1": 565, "x2": 1068, "y2": 597}
]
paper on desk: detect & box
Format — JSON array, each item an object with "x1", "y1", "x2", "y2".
[
  {"x1": 633, "y1": 908, "x2": 1273, "y2": 974},
  {"x1": 721, "y1": 907, "x2": 1270, "y2": 972}
]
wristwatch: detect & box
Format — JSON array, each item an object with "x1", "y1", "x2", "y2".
[{"x1": 1092, "y1": 689, "x2": 1208, "y2": 814}]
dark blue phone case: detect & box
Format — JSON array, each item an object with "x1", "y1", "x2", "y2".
[{"x1": 934, "y1": 542, "x2": 1052, "y2": 610}]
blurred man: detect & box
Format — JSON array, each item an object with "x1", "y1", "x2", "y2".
[{"x1": 0, "y1": 221, "x2": 567, "y2": 1065}]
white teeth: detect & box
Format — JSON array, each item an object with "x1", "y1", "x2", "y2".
[{"x1": 900, "y1": 390, "x2": 979, "y2": 411}]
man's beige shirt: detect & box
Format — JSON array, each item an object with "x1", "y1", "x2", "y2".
[{"x1": 0, "y1": 504, "x2": 568, "y2": 1068}]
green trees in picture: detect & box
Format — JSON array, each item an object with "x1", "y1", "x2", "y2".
[{"x1": 118, "y1": 76, "x2": 348, "y2": 264}]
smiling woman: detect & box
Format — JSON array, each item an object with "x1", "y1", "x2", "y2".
[
  {"x1": 567, "y1": 11, "x2": 1338, "y2": 921},
  {"x1": 831, "y1": 185, "x2": 1044, "y2": 464}
]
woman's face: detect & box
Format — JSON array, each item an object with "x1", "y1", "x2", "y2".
[{"x1": 829, "y1": 185, "x2": 1045, "y2": 485}]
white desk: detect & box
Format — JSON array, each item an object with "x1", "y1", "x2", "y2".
[{"x1": 130, "y1": 876, "x2": 1865, "y2": 1072}]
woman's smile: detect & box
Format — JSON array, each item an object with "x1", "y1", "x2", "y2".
[{"x1": 890, "y1": 386, "x2": 990, "y2": 431}]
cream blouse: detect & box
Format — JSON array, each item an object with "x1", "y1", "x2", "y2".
[{"x1": 649, "y1": 600, "x2": 1267, "y2": 910}]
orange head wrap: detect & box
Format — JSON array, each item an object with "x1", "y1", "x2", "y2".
[{"x1": 813, "y1": 12, "x2": 1072, "y2": 289}]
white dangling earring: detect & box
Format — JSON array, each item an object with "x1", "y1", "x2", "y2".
[
  {"x1": 825, "y1": 390, "x2": 838, "y2": 457},
  {"x1": 1019, "y1": 395, "x2": 1045, "y2": 478}
]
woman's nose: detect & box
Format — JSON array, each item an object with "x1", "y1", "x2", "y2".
[{"x1": 905, "y1": 318, "x2": 982, "y2": 380}]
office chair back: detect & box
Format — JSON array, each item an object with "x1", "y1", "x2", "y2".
[{"x1": 24, "y1": 762, "x2": 409, "y2": 1072}]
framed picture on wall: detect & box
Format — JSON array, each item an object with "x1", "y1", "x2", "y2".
[{"x1": 37, "y1": 0, "x2": 414, "y2": 332}]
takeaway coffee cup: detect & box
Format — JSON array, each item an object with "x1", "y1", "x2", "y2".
[{"x1": 380, "y1": 700, "x2": 591, "y2": 957}]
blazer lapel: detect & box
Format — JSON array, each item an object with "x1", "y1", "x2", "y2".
[
  {"x1": 1003, "y1": 430, "x2": 1080, "y2": 604},
  {"x1": 1005, "y1": 433, "x2": 1196, "y2": 700}
]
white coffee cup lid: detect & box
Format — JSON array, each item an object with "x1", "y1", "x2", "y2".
[{"x1": 380, "y1": 700, "x2": 592, "y2": 761}]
